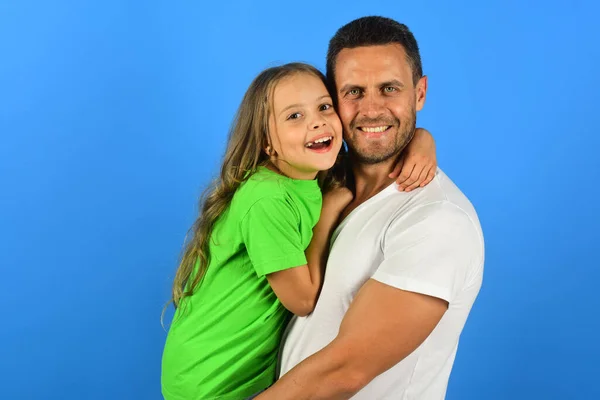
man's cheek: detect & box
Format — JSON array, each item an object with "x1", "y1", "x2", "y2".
[
  {"x1": 337, "y1": 104, "x2": 353, "y2": 123},
  {"x1": 338, "y1": 116, "x2": 355, "y2": 135}
]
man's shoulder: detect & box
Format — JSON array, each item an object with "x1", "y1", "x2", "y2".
[
  {"x1": 387, "y1": 168, "x2": 483, "y2": 242},
  {"x1": 399, "y1": 200, "x2": 482, "y2": 238},
  {"x1": 384, "y1": 169, "x2": 485, "y2": 280},
  {"x1": 401, "y1": 168, "x2": 479, "y2": 222}
]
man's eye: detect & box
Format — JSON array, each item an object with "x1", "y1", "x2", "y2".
[
  {"x1": 349, "y1": 89, "x2": 360, "y2": 96},
  {"x1": 287, "y1": 112, "x2": 302, "y2": 120},
  {"x1": 384, "y1": 86, "x2": 396, "y2": 93}
]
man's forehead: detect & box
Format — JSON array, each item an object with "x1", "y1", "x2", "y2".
[{"x1": 334, "y1": 44, "x2": 411, "y2": 85}]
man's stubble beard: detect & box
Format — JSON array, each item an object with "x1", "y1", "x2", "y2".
[{"x1": 345, "y1": 107, "x2": 416, "y2": 165}]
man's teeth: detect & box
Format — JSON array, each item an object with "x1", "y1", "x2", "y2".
[
  {"x1": 306, "y1": 136, "x2": 333, "y2": 147},
  {"x1": 360, "y1": 126, "x2": 389, "y2": 133}
]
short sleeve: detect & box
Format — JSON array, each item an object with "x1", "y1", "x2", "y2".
[
  {"x1": 240, "y1": 196, "x2": 308, "y2": 277},
  {"x1": 372, "y1": 202, "x2": 482, "y2": 303}
]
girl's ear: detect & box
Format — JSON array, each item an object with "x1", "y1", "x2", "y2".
[{"x1": 265, "y1": 136, "x2": 276, "y2": 156}]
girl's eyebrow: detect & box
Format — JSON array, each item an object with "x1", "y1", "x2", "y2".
[{"x1": 279, "y1": 95, "x2": 331, "y2": 116}]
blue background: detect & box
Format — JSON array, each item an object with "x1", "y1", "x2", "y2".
[{"x1": 1, "y1": 1, "x2": 598, "y2": 399}]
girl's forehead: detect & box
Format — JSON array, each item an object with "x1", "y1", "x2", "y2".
[{"x1": 272, "y1": 74, "x2": 328, "y2": 105}]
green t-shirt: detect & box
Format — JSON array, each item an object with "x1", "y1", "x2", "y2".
[{"x1": 162, "y1": 166, "x2": 322, "y2": 400}]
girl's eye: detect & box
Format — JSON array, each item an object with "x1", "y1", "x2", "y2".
[
  {"x1": 320, "y1": 103, "x2": 332, "y2": 111},
  {"x1": 287, "y1": 112, "x2": 302, "y2": 120}
]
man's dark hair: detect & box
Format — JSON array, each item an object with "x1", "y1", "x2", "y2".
[{"x1": 326, "y1": 16, "x2": 423, "y2": 88}]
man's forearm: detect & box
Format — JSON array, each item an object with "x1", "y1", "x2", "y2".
[{"x1": 256, "y1": 340, "x2": 366, "y2": 400}]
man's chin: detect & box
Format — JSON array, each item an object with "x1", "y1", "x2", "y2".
[
  {"x1": 357, "y1": 155, "x2": 394, "y2": 165},
  {"x1": 348, "y1": 143, "x2": 395, "y2": 165}
]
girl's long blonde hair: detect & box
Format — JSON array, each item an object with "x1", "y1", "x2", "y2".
[{"x1": 170, "y1": 63, "x2": 347, "y2": 310}]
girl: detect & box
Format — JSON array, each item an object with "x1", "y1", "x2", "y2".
[{"x1": 161, "y1": 62, "x2": 436, "y2": 400}]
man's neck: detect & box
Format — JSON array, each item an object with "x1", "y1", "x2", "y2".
[{"x1": 351, "y1": 156, "x2": 397, "y2": 205}]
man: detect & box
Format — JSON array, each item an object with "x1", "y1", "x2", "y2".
[{"x1": 256, "y1": 16, "x2": 484, "y2": 400}]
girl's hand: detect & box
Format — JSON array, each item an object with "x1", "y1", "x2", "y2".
[{"x1": 389, "y1": 127, "x2": 437, "y2": 192}]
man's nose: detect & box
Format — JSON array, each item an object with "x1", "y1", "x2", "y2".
[{"x1": 361, "y1": 93, "x2": 385, "y2": 118}]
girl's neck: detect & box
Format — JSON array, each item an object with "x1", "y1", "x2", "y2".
[{"x1": 267, "y1": 160, "x2": 318, "y2": 181}]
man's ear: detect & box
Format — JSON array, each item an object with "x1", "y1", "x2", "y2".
[{"x1": 415, "y1": 75, "x2": 428, "y2": 112}]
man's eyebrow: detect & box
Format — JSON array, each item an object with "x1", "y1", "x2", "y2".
[
  {"x1": 278, "y1": 95, "x2": 331, "y2": 116},
  {"x1": 338, "y1": 83, "x2": 364, "y2": 94},
  {"x1": 380, "y1": 79, "x2": 405, "y2": 89},
  {"x1": 338, "y1": 80, "x2": 406, "y2": 94}
]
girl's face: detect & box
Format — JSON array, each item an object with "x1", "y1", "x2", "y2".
[{"x1": 267, "y1": 73, "x2": 343, "y2": 180}]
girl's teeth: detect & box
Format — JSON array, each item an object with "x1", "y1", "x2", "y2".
[{"x1": 306, "y1": 136, "x2": 333, "y2": 147}]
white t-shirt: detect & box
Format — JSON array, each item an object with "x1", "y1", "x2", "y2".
[{"x1": 278, "y1": 169, "x2": 484, "y2": 400}]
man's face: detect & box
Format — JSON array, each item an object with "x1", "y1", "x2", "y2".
[{"x1": 334, "y1": 44, "x2": 427, "y2": 165}]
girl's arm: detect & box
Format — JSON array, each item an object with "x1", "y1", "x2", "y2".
[
  {"x1": 266, "y1": 188, "x2": 353, "y2": 316},
  {"x1": 389, "y1": 127, "x2": 437, "y2": 191}
]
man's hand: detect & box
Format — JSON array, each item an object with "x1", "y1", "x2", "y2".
[
  {"x1": 389, "y1": 127, "x2": 437, "y2": 192},
  {"x1": 255, "y1": 280, "x2": 448, "y2": 400}
]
